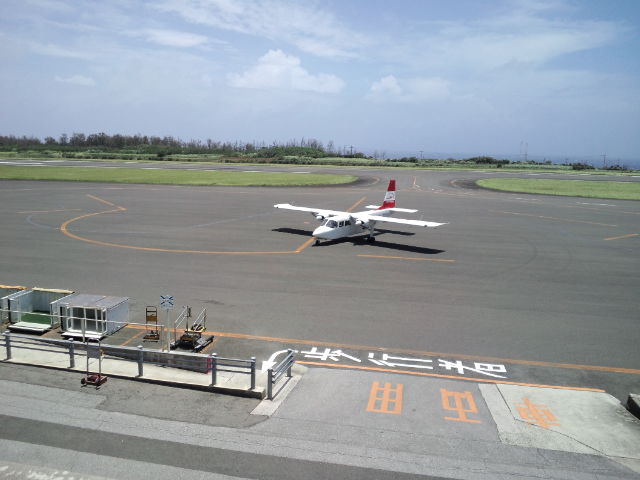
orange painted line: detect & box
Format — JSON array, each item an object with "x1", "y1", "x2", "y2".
[
  {"x1": 297, "y1": 361, "x2": 606, "y2": 392},
  {"x1": 604, "y1": 233, "x2": 639, "y2": 241},
  {"x1": 199, "y1": 336, "x2": 220, "y2": 354},
  {"x1": 495, "y1": 211, "x2": 617, "y2": 227},
  {"x1": 357, "y1": 254, "x2": 455, "y2": 263},
  {"x1": 347, "y1": 196, "x2": 367, "y2": 212},
  {"x1": 86, "y1": 194, "x2": 123, "y2": 208},
  {"x1": 122, "y1": 326, "x2": 640, "y2": 375},
  {"x1": 366, "y1": 381, "x2": 403, "y2": 414},
  {"x1": 121, "y1": 329, "x2": 145, "y2": 346},
  {"x1": 294, "y1": 237, "x2": 317, "y2": 253},
  {"x1": 292, "y1": 196, "x2": 368, "y2": 254},
  {"x1": 440, "y1": 388, "x2": 481, "y2": 423},
  {"x1": 42, "y1": 328, "x2": 59, "y2": 338},
  {"x1": 58, "y1": 194, "x2": 300, "y2": 256}
]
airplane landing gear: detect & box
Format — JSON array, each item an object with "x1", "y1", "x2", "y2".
[{"x1": 367, "y1": 227, "x2": 376, "y2": 243}]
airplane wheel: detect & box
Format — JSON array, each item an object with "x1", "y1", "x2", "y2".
[
  {"x1": 314, "y1": 239, "x2": 320, "y2": 246},
  {"x1": 368, "y1": 236, "x2": 375, "y2": 243}
]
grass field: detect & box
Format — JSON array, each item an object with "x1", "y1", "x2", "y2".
[
  {"x1": 0, "y1": 166, "x2": 356, "y2": 186},
  {"x1": 477, "y1": 178, "x2": 640, "y2": 200}
]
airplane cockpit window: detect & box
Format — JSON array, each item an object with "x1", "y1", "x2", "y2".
[{"x1": 326, "y1": 220, "x2": 338, "y2": 228}]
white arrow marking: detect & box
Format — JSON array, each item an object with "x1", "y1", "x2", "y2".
[{"x1": 261, "y1": 349, "x2": 298, "y2": 372}]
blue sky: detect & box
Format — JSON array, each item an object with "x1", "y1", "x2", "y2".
[{"x1": 1, "y1": 0, "x2": 639, "y2": 162}]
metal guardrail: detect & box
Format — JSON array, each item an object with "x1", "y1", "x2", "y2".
[
  {"x1": 267, "y1": 348, "x2": 295, "y2": 400},
  {"x1": 1, "y1": 332, "x2": 257, "y2": 392},
  {"x1": 208, "y1": 353, "x2": 257, "y2": 390},
  {"x1": 3, "y1": 333, "x2": 78, "y2": 368}
]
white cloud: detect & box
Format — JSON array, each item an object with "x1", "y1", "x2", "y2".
[
  {"x1": 54, "y1": 74, "x2": 96, "y2": 86},
  {"x1": 368, "y1": 75, "x2": 449, "y2": 102},
  {"x1": 137, "y1": 29, "x2": 209, "y2": 48},
  {"x1": 30, "y1": 42, "x2": 94, "y2": 60},
  {"x1": 384, "y1": 1, "x2": 621, "y2": 74},
  {"x1": 228, "y1": 50, "x2": 345, "y2": 93},
  {"x1": 154, "y1": 0, "x2": 368, "y2": 58}
]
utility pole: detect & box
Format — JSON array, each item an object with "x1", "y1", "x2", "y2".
[
  {"x1": 601, "y1": 154, "x2": 607, "y2": 168},
  {"x1": 519, "y1": 141, "x2": 528, "y2": 162},
  {"x1": 419, "y1": 150, "x2": 424, "y2": 160}
]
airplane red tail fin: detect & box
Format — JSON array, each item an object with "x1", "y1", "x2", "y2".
[{"x1": 378, "y1": 179, "x2": 396, "y2": 210}]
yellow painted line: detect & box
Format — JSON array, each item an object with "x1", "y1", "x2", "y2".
[
  {"x1": 604, "y1": 233, "x2": 639, "y2": 241},
  {"x1": 123, "y1": 326, "x2": 640, "y2": 376},
  {"x1": 496, "y1": 211, "x2": 617, "y2": 227},
  {"x1": 357, "y1": 254, "x2": 455, "y2": 263},
  {"x1": 297, "y1": 361, "x2": 606, "y2": 392}
]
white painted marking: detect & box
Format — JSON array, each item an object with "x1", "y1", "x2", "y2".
[
  {"x1": 261, "y1": 349, "x2": 298, "y2": 372},
  {"x1": 0, "y1": 161, "x2": 45, "y2": 165},
  {"x1": 577, "y1": 202, "x2": 616, "y2": 207}
]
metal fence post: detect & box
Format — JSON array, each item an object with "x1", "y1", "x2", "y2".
[
  {"x1": 210, "y1": 353, "x2": 217, "y2": 386},
  {"x1": 287, "y1": 349, "x2": 293, "y2": 377},
  {"x1": 137, "y1": 345, "x2": 144, "y2": 377},
  {"x1": 4, "y1": 333, "x2": 10, "y2": 360},
  {"x1": 68, "y1": 338, "x2": 75, "y2": 369},
  {"x1": 250, "y1": 356, "x2": 256, "y2": 390},
  {"x1": 267, "y1": 368, "x2": 273, "y2": 400}
]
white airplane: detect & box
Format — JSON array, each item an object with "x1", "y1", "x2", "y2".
[{"x1": 274, "y1": 179, "x2": 447, "y2": 245}]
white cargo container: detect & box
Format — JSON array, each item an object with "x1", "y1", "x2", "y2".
[
  {"x1": 7, "y1": 287, "x2": 74, "y2": 333},
  {"x1": 0, "y1": 285, "x2": 27, "y2": 322},
  {"x1": 58, "y1": 294, "x2": 129, "y2": 340}
]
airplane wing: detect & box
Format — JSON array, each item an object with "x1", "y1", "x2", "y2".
[
  {"x1": 274, "y1": 204, "x2": 346, "y2": 218},
  {"x1": 363, "y1": 214, "x2": 447, "y2": 228}
]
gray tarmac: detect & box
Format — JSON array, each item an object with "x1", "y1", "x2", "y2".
[
  {"x1": 1, "y1": 166, "x2": 640, "y2": 479},
  {"x1": 1, "y1": 168, "x2": 638, "y2": 395}
]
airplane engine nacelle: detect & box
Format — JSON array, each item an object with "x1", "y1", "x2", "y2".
[
  {"x1": 355, "y1": 219, "x2": 366, "y2": 226},
  {"x1": 315, "y1": 214, "x2": 325, "y2": 221}
]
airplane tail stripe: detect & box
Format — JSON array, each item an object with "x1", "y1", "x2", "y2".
[{"x1": 378, "y1": 179, "x2": 396, "y2": 210}]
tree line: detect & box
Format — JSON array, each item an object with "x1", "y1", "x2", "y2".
[{"x1": 0, "y1": 133, "x2": 353, "y2": 157}]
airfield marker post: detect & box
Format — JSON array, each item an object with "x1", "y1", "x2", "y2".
[
  {"x1": 137, "y1": 345, "x2": 144, "y2": 377},
  {"x1": 68, "y1": 338, "x2": 75, "y2": 368},
  {"x1": 4, "y1": 332, "x2": 11, "y2": 360},
  {"x1": 210, "y1": 353, "x2": 217, "y2": 386},
  {"x1": 250, "y1": 357, "x2": 256, "y2": 390}
]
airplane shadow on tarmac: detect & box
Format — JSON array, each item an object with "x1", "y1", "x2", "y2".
[{"x1": 272, "y1": 228, "x2": 446, "y2": 256}]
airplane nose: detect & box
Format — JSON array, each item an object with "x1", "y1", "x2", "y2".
[{"x1": 313, "y1": 226, "x2": 330, "y2": 239}]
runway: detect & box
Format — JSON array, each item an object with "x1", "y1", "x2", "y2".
[{"x1": 1, "y1": 168, "x2": 639, "y2": 398}]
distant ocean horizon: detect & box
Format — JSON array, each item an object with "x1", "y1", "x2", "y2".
[{"x1": 370, "y1": 150, "x2": 640, "y2": 170}]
